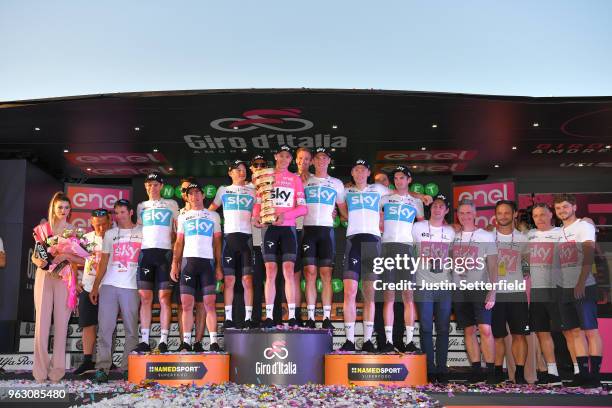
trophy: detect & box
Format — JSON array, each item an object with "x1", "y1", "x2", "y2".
[{"x1": 253, "y1": 166, "x2": 277, "y2": 224}]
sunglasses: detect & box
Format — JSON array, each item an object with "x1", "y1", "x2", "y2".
[
  {"x1": 252, "y1": 162, "x2": 267, "y2": 168},
  {"x1": 91, "y1": 208, "x2": 109, "y2": 217}
]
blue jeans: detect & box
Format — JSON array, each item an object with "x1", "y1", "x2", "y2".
[{"x1": 416, "y1": 290, "x2": 452, "y2": 374}]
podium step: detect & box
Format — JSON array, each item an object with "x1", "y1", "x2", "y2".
[
  {"x1": 325, "y1": 353, "x2": 427, "y2": 386},
  {"x1": 127, "y1": 353, "x2": 229, "y2": 386}
]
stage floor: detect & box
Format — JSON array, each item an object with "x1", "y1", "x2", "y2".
[{"x1": 0, "y1": 371, "x2": 610, "y2": 407}]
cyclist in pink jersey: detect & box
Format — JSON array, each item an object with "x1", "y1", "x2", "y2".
[{"x1": 252, "y1": 145, "x2": 307, "y2": 327}]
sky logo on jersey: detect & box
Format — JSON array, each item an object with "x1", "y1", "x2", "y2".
[
  {"x1": 347, "y1": 192, "x2": 380, "y2": 211},
  {"x1": 305, "y1": 186, "x2": 336, "y2": 205},
  {"x1": 223, "y1": 194, "x2": 254, "y2": 211},
  {"x1": 271, "y1": 187, "x2": 294, "y2": 207},
  {"x1": 185, "y1": 218, "x2": 214, "y2": 237},
  {"x1": 142, "y1": 208, "x2": 173, "y2": 227},
  {"x1": 383, "y1": 203, "x2": 417, "y2": 223}
]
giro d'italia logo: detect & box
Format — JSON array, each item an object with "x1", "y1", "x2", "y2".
[
  {"x1": 263, "y1": 340, "x2": 289, "y2": 360},
  {"x1": 210, "y1": 109, "x2": 314, "y2": 133}
]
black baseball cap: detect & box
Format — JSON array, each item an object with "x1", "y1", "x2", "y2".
[
  {"x1": 352, "y1": 159, "x2": 370, "y2": 169},
  {"x1": 145, "y1": 172, "x2": 164, "y2": 184},
  {"x1": 228, "y1": 159, "x2": 247, "y2": 171},
  {"x1": 114, "y1": 198, "x2": 133, "y2": 209},
  {"x1": 391, "y1": 165, "x2": 412, "y2": 179},
  {"x1": 184, "y1": 182, "x2": 202, "y2": 194},
  {"x1": 251, "y1": 154, "x2": 266, "y2": 165},
  {"x1": 432, "y1": 194, "x2": 450, "y2": 208},
  {"x1": 276, "y1": 145, "x2": 293, "y2": 154},
  {"x1": 314, "y1": 147, "x2": 332, "y2": 158}
]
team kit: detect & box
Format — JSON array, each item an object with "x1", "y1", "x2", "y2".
[{"x1": 80, "y1": 145, "x2": 603, "y2": 388}]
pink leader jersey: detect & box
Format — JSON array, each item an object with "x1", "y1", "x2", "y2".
[{"x1": 253, "y1": 169, "x2": 308, "y2": 227}]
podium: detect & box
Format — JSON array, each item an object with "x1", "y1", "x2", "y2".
[
  {"x1": 224, "y1": 328, "x2": 333, "y2": 384},
  {"x1": 128, "y1": 353, "x2": 229, "y2": 386},
  {"x1": 325, "y1": 353, "x2": 427, "y2": 386}
]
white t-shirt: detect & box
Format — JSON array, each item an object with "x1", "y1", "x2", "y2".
[
  {"x1": 0, "y1": 237, "x2": 4, "y2": 252},
  {"x1": 82, "y1": 231, "x2": 104, "y2": 293},
  {"x1": 412, "y1": 221, "x2": 455, "y2": 285},
  {"x1": 303, "y1": 175, "x2": 346, "y2": 227},
  {"x1": 558, "y1": 219, "x2": 596, "y2": 288},
  {"x1": 177, "y1": 209, "x2": 221, "y2": 259},
  {"x1": 452, "y1": 228, "x2": 497, "y2": 284},
  {"x1": 137, "y1": 198, "x2": 179, "y2": 250},
  {"x1": 213, "y1": 184, "x2": 255, "y2": 234},
  {"x1": 527, "y1": 227, "x2": 562, "y2": 289},
  {"x1": 382, "y1": 193, "x2": 424, "y2": 243},
  {"x1": 345, "y1": 183, "x2": 390, "y2": 237},
  {"x1": 101, "y1": 225, "x2": 143, "y2": 289},
  {"x1": 493, "y1": 229, "x2": 528, "y2": 293}
]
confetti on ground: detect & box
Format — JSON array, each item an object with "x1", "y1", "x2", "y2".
[{"x1": 0, "y1": 377, "x2": 607, "y2": 407}]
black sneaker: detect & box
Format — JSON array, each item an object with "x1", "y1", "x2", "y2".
[
  {"x1": 223, "y1": 320, "x2": 235, "y2": 329},
  {"x1": 585, "y1": 376, "x2": 602, "y2": 389},
  {"x1": 192, "y1": 342, "x2": 204, "y2": 352},
  {"x1": 209, "y1": 342, "x2": 221, "y2": 352},
  {"x1": 263, "y1": 318, "x2": 275, "y2": 328},
  {"x1": 93, "y1": 369, "x2": 108, "y2": 384},
  {"x1": 404, "y1": 342, "x2": 420, "y2": 353},
  {"x1": 177, "y1": 342, "x2": 193, "y2": 352},
  {"x1": 73, "y1": 359, "x2": 96, "y2": 375},
  {"x1": 287, "y1": 318, "x2": 298, "y2": 328},
  {"x1": 378, "y1": 341, "x2": 396, "y2": 353},
  {"x1": 322, "y1": 318, "x2": 334, "y2": 329},
  {"x1": 134, "y1": 342, "x2": 151, "y2": 353},
  {"x1": 568, "y1": 373, "x2": 591, "y2": 388},
  {"x1": 157, "y1": 342, "x2": 168, "y2": 353},
  {"x1": 543, "y1": 373, "x2": 562, "y2": 386},
  {"x1": 486, "y1": 372, "x2": 498, "y2": 385},
  {"x1": 437, "y1": 372, "x2": 449, "y2": 384},
  {"x1": 340, "y1": 340, "x2": 356, "y2": 351},
  {"x1": 305, "y1": 319, "x2": 316, "y2": 329},
  {"x1": 243, "y1": 319, "x2": 254, "y2": 329},
  {"x1": 469, "y1": 369, "x2": 484, "y2": 384},
  {"x1": 514, "y1": 375, "x2": 528, "y2": 385},
  {"x1": 248, "y1": 319, "x2": 260, "y2": 329},
  {"x1": 361, "y1": 340, "x2": 376, "y2": 353}
]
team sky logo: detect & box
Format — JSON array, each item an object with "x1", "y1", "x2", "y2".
[
  {"x1": 184, "y1": 218, "x2": 214, "y2": 237},
  {"x1": 142, "y1": 208, "x2": 173, "y2": 227},
  {"x1": 270, "y1": 187, "x2": 294, "y2": 207},
  {"x1": 305, "y1": 186, "x2": 337, "y2": 205},
  {"x1": 347, "y1": 192, "x2": 381, "y2": 211},
  {"x1": 210, "y1": 109, "x2": 314, "y2": 133},
  {"x1": 222, "y1": 194, "x2": 254, "y2": 211},
  {"x1": 383, "y1": 203, "x2": 417, "y2": 223}
]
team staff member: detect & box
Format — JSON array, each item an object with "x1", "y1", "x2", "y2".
[
  {"x1": 135, "y1": 173, "x2": 179, "y2": 353},
  {"x1": 452, "y1": 199, "x2": 498, "y2": 384},
  {"x1": 172, "y1": 183, "x2": 223, "y2": 351},
  {"x1": 90, "y1": 199, "x2": 143, "y2": 383},
  {"x1": 378, "y1": 166, "x2": 424, "y2": 352},
  {"x1": 175, "y1": 177, "x2": 206, "y2": 352},
  {"x1": 554, "y1": 194, "x2": 602, "y2": 388},
  {"x1": 491, "y1": 200, "x2": 529, "y2": 384},
  {"x1": 527, "y1": 203, "x2": 563, "y2": 386},
  {"x1": 210, "y1": 160, "x2": 256, "y2": 329},
  {"x1": 302, "y1": 147, "x2": 347, "y2": 329},
  {"x1": 294, "y1": 147, "x2": 313, "y2": 326},
  {"x1": 31, "y1": 193, "x2": 84, "y2": 383},
  {"x1": 252, "y1": 145, "x2": 307, "y2": 328},
  {"x1": 73, "y1": 208, "x2": 112, "y2": 375},
  {"x1": 413, "y1": 194, "x2": 455, "y2": 383},
  {"x1": 340, "y1": 159, "x2": 389, "y2": 352}
]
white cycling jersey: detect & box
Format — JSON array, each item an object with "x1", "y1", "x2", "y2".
[{"x1": 303, "y1": 175, "x2": 345, "y2": 227}]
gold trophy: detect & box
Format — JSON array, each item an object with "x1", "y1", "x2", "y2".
[{"x1": 253, "y1": 167, "x2": 277, "y2": 224}]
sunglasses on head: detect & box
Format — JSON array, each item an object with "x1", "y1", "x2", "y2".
[
  {"x1": 91, "y1": 208, "x2": 109, "y2": 217},
  {"x1": 115, "y1": 199, "x2": 130, "y2": 206}
]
